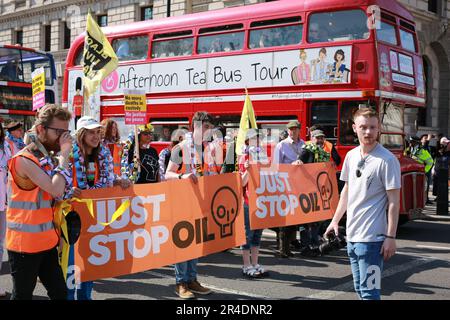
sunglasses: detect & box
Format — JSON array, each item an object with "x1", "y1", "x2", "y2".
[
  {"x1": 140, "y1": 131, "x2": 153, "y2": 136},
  {"x1": 356, "y1": 158, "x2": 366, "y2": 178},
  {"x1": 45, "y1": 126, "x2": 70, "y2": 136}
]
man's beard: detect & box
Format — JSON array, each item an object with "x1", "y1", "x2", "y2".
[{"x1": 41, "y1": 134, "x2": 61, "y2": 153}]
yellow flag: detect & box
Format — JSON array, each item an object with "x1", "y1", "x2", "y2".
[
  {"x1": 82, "y1": 11, "x2": 118, "y2": 96},
  {"x1": 236, "y1": 90, "x2": 258, "y2": 156}
]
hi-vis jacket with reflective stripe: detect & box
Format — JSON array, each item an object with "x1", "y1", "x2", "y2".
[
  {"x1": 106, "y1": 142, "x2": 123, "y2": 176},
  {"x1": 175, "y1": 140, "x2": 221, "y2": 176},
  {"x1": 6, "y1": 150, "x2": 58, "y2": 253}
]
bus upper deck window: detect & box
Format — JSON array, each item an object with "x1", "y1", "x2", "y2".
[
  {"x1": 376, "y1": 21, "x2": 398, "y2": 45},
  {"x1": 151, "y1": 37, "x2": 193, "y2": 58},
  {"x1": 197, "y1": 32, "x2": 244, "y2": 54},
  {"x1": 399, "y1": 29, "x2": 416, "y2": 52},
  {"x1": 0, "y1": 60, "x2": 21, "y2": 81},
  {"x1": 74, "y1": 47, "x2": 83, "y2": 65},
  {"x1": 112, "y1": 36, "x2": 149, "y2": 61},
  {"x1": 249, "y1": 24, "x2": 302, "y2": 49},
  {"x1": 308, "y1": 10, "x2": 369, "y2": 43}
]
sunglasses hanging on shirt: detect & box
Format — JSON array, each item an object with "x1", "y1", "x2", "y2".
[{"x1": 356, "y1": 156, "x2": 367, "y2": 178}]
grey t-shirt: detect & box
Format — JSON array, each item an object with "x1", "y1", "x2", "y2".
[{"x1": 340, "y1": 143, "x2": 401, "y2": 242}]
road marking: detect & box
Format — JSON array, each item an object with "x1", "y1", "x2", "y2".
[
  {"x1": 306, "y1": 257, "x2": 434, "y2": 300},
  {"x1": 397, "y1": 250, "x2": 450, "y2": 263},
  {"x1": 144, "y1": 270, "x2": 270, "y2": 300},
  {"x1": 415, "y1": 245, "x2": 450, "y2": 250}
]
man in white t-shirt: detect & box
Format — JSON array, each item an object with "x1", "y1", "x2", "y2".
[{"x1": 324, "y1": 108, "x2": 401, "y2": 300}]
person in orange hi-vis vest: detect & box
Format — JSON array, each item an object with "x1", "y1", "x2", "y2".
[
  {"x1": 6, "y1": 104, "x2": 73, "y2": 300},
  {"x1": 308, "y1": 125, "x2": 341, "y2": 167},
  {"x1": 165, "y1": 111, "x2": 217, "y2": 300},
  {"x1": 100, "y1": 118, "x2": 124, "y2": 177}
]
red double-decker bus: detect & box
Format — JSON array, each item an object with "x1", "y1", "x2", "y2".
[{"x1": 63, "y1": 0, "x2": 426, "y2": 223}]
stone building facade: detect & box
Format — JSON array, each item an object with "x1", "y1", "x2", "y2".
[{"x1": 0, "y1": 0, "x2": 448, "y2": 135}]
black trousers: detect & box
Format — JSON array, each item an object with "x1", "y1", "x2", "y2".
[
  {"x1": 8, "y1": 247, "x2": 67, "y2": 300},
  {"x1": 279, "y1": 226, "x2": 297, "y2": 253}
]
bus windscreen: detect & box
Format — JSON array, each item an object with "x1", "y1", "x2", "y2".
[{"x1": 0, "y1": 48, "x2": 53, "y2": 85}]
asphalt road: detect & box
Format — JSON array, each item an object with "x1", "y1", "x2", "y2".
[{"x1": 1, "y1": 203, "x2": 449, "y2": 301}]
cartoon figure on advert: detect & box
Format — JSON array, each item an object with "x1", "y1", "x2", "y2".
[
  {"x1": 329, "y1": 49, "x2": 348, "y2": 83},
  {"x1": 292, "y1": 49, "x2": 311, "y2": 85},
  {"x1": 311, "y1": 48, "x2": 330, "y2": 84}
]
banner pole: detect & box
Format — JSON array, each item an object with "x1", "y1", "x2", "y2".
[{"x1": 134, "y1": 125, "x2": 141, "y2": 177}]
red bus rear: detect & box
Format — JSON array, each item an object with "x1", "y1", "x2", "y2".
[{"x1": 63, "y1": 0, "x2": 426, "y2": 223}]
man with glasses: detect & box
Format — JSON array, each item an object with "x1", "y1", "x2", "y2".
[
  {"x1": 324, "y1": 108, "x2": 400, "y2": 300},
  {"x1": 5, "y1": 104, "x2": 72, "y2": 299}
]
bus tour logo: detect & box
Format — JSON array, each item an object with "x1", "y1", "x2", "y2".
[{"x1": 102, "y1": 70, "x2": 119, "y2": 93}]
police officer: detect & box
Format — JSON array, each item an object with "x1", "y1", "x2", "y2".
[{"x1": 408, "y1": 136, "x2": 433, "y2": 203}]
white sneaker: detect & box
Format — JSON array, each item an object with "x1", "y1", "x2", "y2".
[{"x1": 0, "y1": 288, "x2": 6, "y2": 297}]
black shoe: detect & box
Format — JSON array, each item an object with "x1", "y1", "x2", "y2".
[
  {"x1": 301, "y1": 246, "x2": 320, "y2": 257},
  {"x1": 277, "y1": 250, "x2": 294, "y2": 258},
  {"x1": 290, "y1": 240, "x2": 303, "y2": 250}
]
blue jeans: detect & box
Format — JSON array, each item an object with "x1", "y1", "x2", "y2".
[
  {"x1": 175, "y1": 259, "x2": 198, "y2": 284},
  {"x1": 67, "y1": 245, "x2": 93, "y2": 300},
  {"x1": 241, "y1": 204, "x2": 262, "y2": 250},
  {"x1": 347, "y1": 241, "x2": 384, "y2": 300}
]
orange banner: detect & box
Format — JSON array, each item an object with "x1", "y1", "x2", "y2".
[
  {"x1": 248, "y1": 163, "x2": 338, "y2": 229},
  {"x1": 70, "y1": 173, "x2": 245, "y2": 282}
]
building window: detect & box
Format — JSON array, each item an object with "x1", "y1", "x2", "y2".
[
  {"x1": 15, "y1": 0, "x2": 27, "y2": 9},
  {"x1": 44, "y1": 25, "x2": 51, "y2": 52},
  {"x1": 141, "y1": 6, "x2": 153, "y2": 21},
  {"x1": 97, "y1": 14, "x2": 108, "y2": 27},
  {"x1": 428, "y1": 0, "x2": 438, "y2": 14},
  {"x1": 63, "y1": 22, "x2": 71, "y2": 49},
  {"x1": 15, "y1": 30, "x2": 23, "y2": 46}
]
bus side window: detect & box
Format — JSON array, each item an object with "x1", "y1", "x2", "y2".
[
  {"x1": 198, "y1": 32, "x2": 244, "y2": 54},
  {"x1": 113, "y1": 36, "x2": 149, "y2": 61},
  {"x1": 249, "y1": 24, "x2": 302, "y2": 49},
  {"x1": 152, "y1": 38, "x2": 193, "y2": 58},
  {"x1": 308, "y1": 10, "x2": 369, "y2": 43}
]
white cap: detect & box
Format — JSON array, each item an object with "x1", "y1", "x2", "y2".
[
  {"x1": 440, "y1": 137, "x2": 450, "y2": 146},
  {"x1": 76, "y1": 116, "x2": 102, "y2": 131}
]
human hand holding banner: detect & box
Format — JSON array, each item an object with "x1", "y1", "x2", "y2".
[
  {"x1": 67, "y1": 173, "x2": 244, "y2": 282},
  {"x1": 248, "y1": 163, "x2": 338, "y2": 229}
]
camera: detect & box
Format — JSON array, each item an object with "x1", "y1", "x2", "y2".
[{"x1": 319, "y1": 229, "x2": 346, "y2": 255}]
